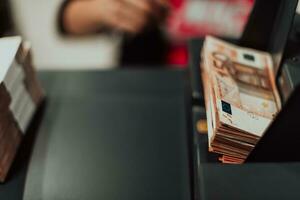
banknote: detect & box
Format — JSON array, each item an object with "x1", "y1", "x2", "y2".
[
  {"x1": 203, "y1": 36, "x2": 280, "y2": 135},
  {"x1": 200, "y1": 36, "x2": 281, "y2": 163}
]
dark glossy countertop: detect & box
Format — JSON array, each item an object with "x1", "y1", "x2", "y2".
[{"x1": 0, "y1": 69, "x2": 192, "y2": 200}]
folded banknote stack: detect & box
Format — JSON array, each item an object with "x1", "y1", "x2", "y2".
[
  {"x1": 200, "y1": 36, "x2": 281, "y2": 164},
  {"x1": 0, "y1": 36, "x2": 44, "y2": 181}
]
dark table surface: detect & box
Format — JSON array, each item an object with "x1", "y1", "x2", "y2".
[{"x1": 0, "y1": 69, "x2": 192, "y2": 200}]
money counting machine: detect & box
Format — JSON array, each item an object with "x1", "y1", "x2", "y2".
[{"x1": 189, "y1": 0, "x2": 300, "y2": 163}]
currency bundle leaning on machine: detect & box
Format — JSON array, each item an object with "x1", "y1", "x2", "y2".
[
  {"x1": 200, "y1": 36, "x2": 281, "y2": 164},
  {"x1": 0, "y1": 36, "x2": 44, "y2": 182}
]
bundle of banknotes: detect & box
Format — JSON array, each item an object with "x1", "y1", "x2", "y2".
[
  {"x1": 0, "y1": 36, "x2": 44, "y2": 181},
  {"x1": 200, "y1": 36, "x2": 281, "y2": 164}
]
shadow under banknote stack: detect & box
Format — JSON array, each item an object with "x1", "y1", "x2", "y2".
[
  {"x1": 201, "y1": 36, "x2": 281, "y2": 164},
  {"x1": 0, "y1": 36, "x2": 44, "y2": 182}
]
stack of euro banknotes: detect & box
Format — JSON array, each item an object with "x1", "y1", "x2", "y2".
[
  {"x1": 201, "y1": 36, "x2": 281, "y2": 164},
  {"x1": 0, "y1": 36, "x2": 44, "y2": 181}
]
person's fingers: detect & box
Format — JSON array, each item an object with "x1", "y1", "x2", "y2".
[
  {"x1": 113, "y1": 0, "x2": 150, "y2": 32},
  {"x1": 109, "y1": 15, "x2": 138, "y2": 33},
  {"x1": 97, "y1": 0, "x2": 163, "y2": 33},
  {"x1": 108, "y1": 6, "x2": 144, "y2": 33},
  {"x1": 114, "y1": 21, "x2": 139, "y2": 33},
  {"x1": 122, "y1": 1, "x2": 149, "y2": 24},
  {"x1": 118, "y1": 11, "x2": 147, "y2": 32},
  {"x1": 123, "y1": 0, "x2": 153, "y2": 15}
]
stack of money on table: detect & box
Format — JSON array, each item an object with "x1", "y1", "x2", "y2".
[
  {"x1": 200, "y1": 36, "x2": 280, "y2": 164},
  {"x1": 0, "y1": 36, "x2": 44, "y2": 181}
]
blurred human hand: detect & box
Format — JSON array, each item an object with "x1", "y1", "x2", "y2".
[
  {"x1": 89, "y1": 0, "x2": 169, "y2": 33},
  {"x1": 63, "y1": 0, "x2": 170, "y2": 35}
]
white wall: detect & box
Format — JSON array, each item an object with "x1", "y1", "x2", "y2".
[{"x1": 10, "y1": 0, "x2": 121, "y2": 70}]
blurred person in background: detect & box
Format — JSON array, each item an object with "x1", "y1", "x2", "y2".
[
  {"x1": 59, "y1": 0, "x2": 254, "y2": 67},
  {"x1": 59, "y1": 0, "x2": 170, "y2": 66},
  {"x1": 9, "y1": 0, "x2": 254, "y2": 69}
]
